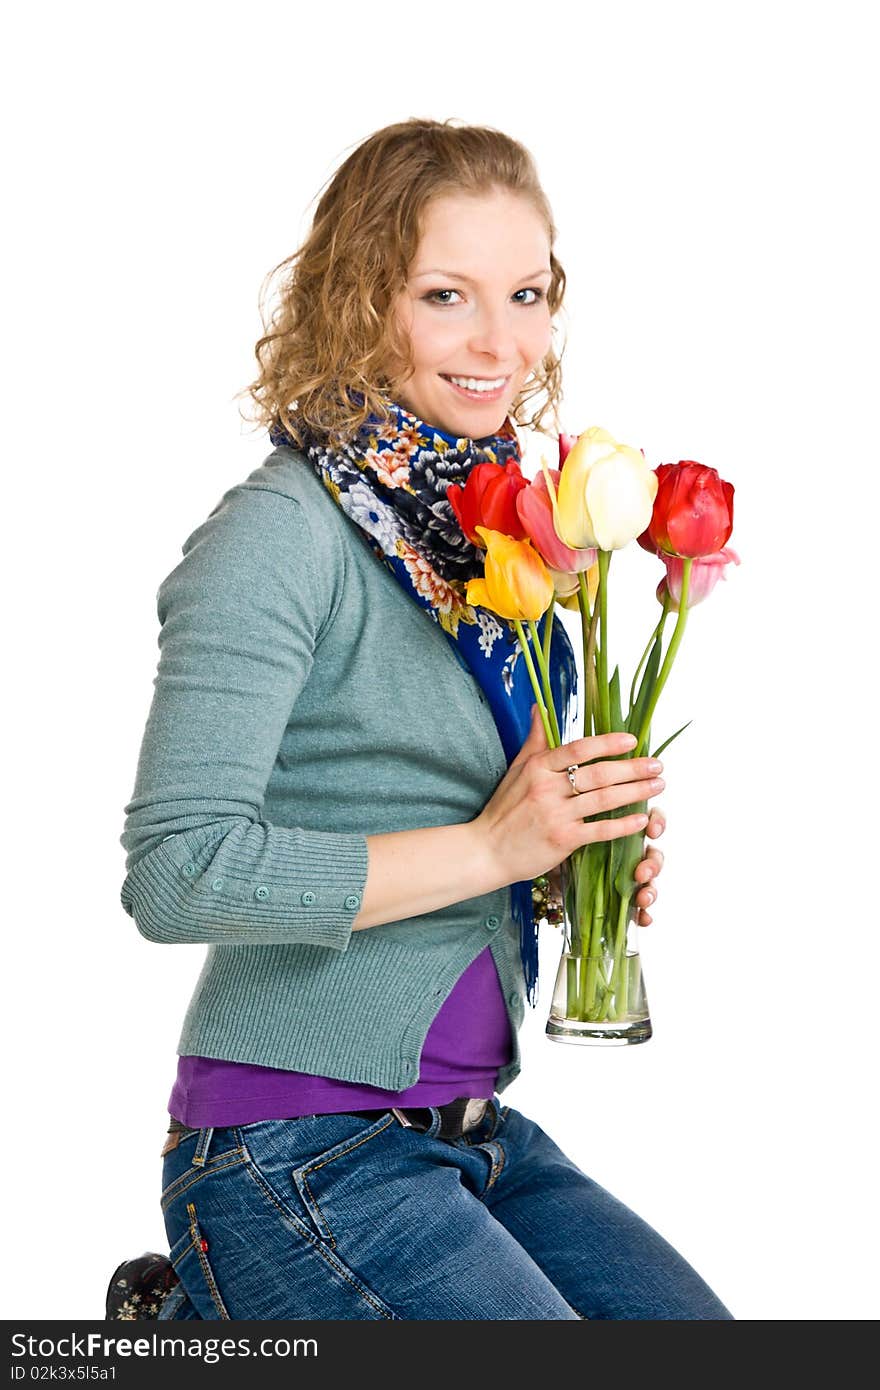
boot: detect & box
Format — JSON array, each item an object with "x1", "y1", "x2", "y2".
[{"x1": 105, "y1": 1252, "x2": 180, "y2": 1319}]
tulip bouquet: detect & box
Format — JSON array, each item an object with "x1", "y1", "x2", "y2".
[{"x1": 448, "y1": 428, "x2": 738, "y2": 1043}]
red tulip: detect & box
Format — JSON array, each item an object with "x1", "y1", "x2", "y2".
[
  {"x1": 639, "y1": 461, "x2": 734, "y2": 558},
  {"x1": 447, "y1": 461, "x2": 529, "y2": 546},
  {"x1": 658, "y1": 546, "x2": 741, "y2": 610},
  {"x1": 558, "y1": 432, "x2": 579, "y2": 467},
  {"x1": 515, "y1": 467, "x2": 597, "y2": 573}
]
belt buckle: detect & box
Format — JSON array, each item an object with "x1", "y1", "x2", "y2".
[
  {"x1": 461, "y1": 1098, "x2": 490, "y2": 1133},
  {"x1": 441, "y1": 1098, "x2": 490, "y2": 1139}
]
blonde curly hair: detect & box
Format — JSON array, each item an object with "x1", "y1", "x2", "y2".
[{"x1": 235, "y1": 117, "x2": 568, "y2": 452}]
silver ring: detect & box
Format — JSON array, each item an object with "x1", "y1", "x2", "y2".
[{"x1": 566, "y1": 764, "x2": 578, "y2": 795}]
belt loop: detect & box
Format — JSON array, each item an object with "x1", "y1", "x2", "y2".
[
  {"x1": 423, "y1": 1106, "x2": 443, "y2": 1139},
  {"x1": 485, "y1": 1096, "x2": 503, "y2": 1139},
  {"x1": 191, "y1": 1127, "x2": 214, "y2": 1167}
]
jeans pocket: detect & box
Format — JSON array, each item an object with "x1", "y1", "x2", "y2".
[
  {"x1": 160, "y1": 1138, "x2": 249, "y2": 1215},
  {"x1": 235, "y1": 1112, "x2": 401, "y2": 1250},
  {"x1": 285, "y1": 1112, "x2": 400, "y2": 1249},
  {"x1": 167, "y1": 1205, "x2": 231, "y2": 1320}
]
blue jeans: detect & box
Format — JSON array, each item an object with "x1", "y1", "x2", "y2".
[{"x1": 157, "y1": 1097, "x2": 733, "y2": 1320}]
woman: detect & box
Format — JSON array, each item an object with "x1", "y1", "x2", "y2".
[{"x1": 107, "y1": 118, "x2": 733, "y2": 1321}]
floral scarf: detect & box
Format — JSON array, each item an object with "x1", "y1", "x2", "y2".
[{"x1": 269, "y1": 394, "x2": 577, "y2": 1005}]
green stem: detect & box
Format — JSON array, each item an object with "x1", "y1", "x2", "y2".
[
  {"x1": 576, "y1": 572, "x2": 593, "y2": 738},
  {"x1": 629, "y1": 594, "x2": 672, "y2": 715},
  {"x1": 597, "y1": 550, "x2": 612, "y2": 733},
  {"x1": 607, "y1": 891, "x2": 633, "y2": 1021},
  {"x1": 591, "y1": 950, "x2": 616, "y2": 1022},
  {"x1": 586, "y1": 601, "x2": 601, "y2": 737},
  {"x1": 580, "y1": 852, "x2": 607, "y2": 1017},
  {"x1": 578, "y1": 571, "x2": 603, "y2": 738},
  {"x1": 513, "y1": 619, "x2": 556, "y2": 748},
  {"x1": 563, "y1": 847, "x2": 584, "y2": 956},
  {"x1": 542, "y1": 599, "x2": 554, "y2": 672},
  {"x1": 634, "y1": 558, "x2": 693, "y2": 758},
  {"x1": 619, "y1": 924, "x2": 631, "y2": 1018},
  {"x1": 527, "y1": 619, "x2": 561, "y2": 745}
]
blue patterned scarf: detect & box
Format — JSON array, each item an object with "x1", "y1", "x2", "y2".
[{"x1": 269, "y1": 394, "x2": 577, "y2": 1005}]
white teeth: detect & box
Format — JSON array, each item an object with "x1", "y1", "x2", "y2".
[{"x1": 447, "y1": 375, "x2": 507, "y2": 393}]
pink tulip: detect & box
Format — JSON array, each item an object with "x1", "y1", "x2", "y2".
[
  {"x1": 658, "y1": 546, "x2": 741, "y2": 610},
  {"x1": 516, "y1": 467, "x2": 597, "y2": 573}
]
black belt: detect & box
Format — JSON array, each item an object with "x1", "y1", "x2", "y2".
[
  {"x1": 368, "y1": 1098, "x2": 492, "y2": 1140},
  {"x1": 167, "y1": 1097, "x2": 492, "y2": 1143}
]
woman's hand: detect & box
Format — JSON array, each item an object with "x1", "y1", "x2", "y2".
[
  {"x1": 632, "y1": 805, "x2": 665, "y2": 926},
  {"x1": 473, "y1": 704, "x2": 666, "y2": 889}
]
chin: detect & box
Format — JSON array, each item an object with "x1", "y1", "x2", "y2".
[
  {"x1": 438, "y1": 399, "x2": 510, "y2": 437},
  {"x1": 446, "y1": 413, "x2": 505, "y2": 440}
]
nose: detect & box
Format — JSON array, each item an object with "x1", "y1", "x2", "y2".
[{"x1": 467, "y1": 301, "x2": 519, "y2": 363}]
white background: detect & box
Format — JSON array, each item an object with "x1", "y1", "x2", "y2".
[{"x1": 3, "y1": 0, "x2": 877, "y2": 1321}]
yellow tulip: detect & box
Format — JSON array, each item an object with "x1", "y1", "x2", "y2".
[
  {"x1": 547, "y1": 558, "x2": 600, "y2": 608},
  {"x1": 554, "y1": 590, "x2": 580, "y2": 612},
  {"x1": 547, "y1": 567, "x2": 579, "y2": 600},
  {"x1": 555, "y1": 426, "x2": 658, "y2": 551},
  {"x1": 466, "y1": 526, "x2": 554, "y2": 621}
]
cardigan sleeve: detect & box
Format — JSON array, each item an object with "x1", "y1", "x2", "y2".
[{"x1": 119, "y1": 483, "x2": 369, "y2": 949}]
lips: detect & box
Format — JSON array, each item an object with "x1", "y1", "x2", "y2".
[
  {"x1": 441, "y1": 374, "x2": 510, "y2": 385},
  {"x1": 441, "y1": 374, "x2": 511, "y2": 402}
]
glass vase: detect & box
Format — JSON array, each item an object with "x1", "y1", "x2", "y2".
[{"x1": 545, "y1": 841, "x2": 652, "y2": 1046}]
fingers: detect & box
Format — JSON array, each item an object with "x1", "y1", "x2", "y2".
[
  {"x1": 581, "y1": 812, "x2": 651, "y2": 845},
  {"x1": 634, "y1": 812, "x2": 665, "y2": 922},
  {"x1": 635, "y1": 877, "x2": 658, "y2": 908},
  {"x1": 634, "y1": 844, "x2": 665, "y2": 884},
  {"x1": 635, "y1": 804, "x2": 666, "y2": 922},
  {"x1": 635, "y1": 870, "x2": 657, "y2": 924},
  {"x1": 546, "y1": 740, "x2": 666, "y2": 837},
  {"x1": 546, "y1": 731, "x2": 637, "y2": 773},
  {"x1": 513, "y1": 703, "x2": 551, "y2": 762},
  {"x1": 634, "y1": 808, "x2": 666, "y2": 884},
  {"x1": 577, "y1": 761, "x2": 664, "y2": 796},
  {"x1": 571, "y1": 771, "x2": 664, "y2": 822}
]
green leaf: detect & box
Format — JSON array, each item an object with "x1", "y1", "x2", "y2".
[
  {"x1": 608, "y1": 813, "x2": 626, "y2": 887},
  {"x1": 651, "y1": 719, "x2": 693, "y2": 758},
  {"x1": 574, "y1": 840, "x2": 596, "y2": 913},
  {"x1": 609, "y1": 665, "x2": 623, "y2": 732},
  {"x1": 570, "y1": 842, "x2": 598, "y2": 952},
  {"x1": 614, "y1": 815, "x2": 649, "y2": 898},
  {"x1": 627, "y1": 637, "x2": 663, "y2": 736}
]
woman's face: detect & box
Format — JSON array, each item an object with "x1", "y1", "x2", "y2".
[{"x1": 389, "y1": 188, "x2": 554, "y2": 437}]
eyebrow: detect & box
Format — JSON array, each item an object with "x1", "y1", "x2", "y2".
[{"x1": 411, "y1": 267, "x2": 553, "y2": 283}]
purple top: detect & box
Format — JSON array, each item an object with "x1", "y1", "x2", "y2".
[{"x1": 168, "y1": 945, "x2": 513, "y2": 1127}]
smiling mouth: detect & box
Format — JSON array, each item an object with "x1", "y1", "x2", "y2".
[{"x1": 440, "y1": 374, "x2": 512, "y2": 399}]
